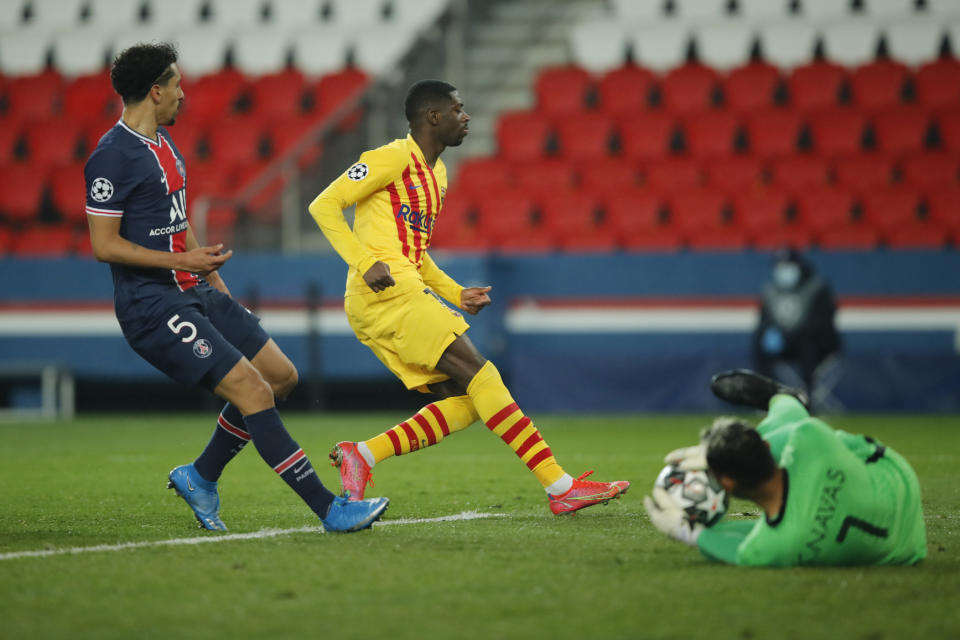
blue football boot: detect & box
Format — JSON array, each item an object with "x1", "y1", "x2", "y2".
[
  {"x1": 167, "y1": 463, "x2": 228, "y2": 531},
  {"x1": 321, "y1": 495, "x2": 389, "y2": 533}
]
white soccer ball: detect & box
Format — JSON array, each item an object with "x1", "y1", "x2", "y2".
[{"x1": 654, "y1": 464, "x2": 728, "y2": 527}]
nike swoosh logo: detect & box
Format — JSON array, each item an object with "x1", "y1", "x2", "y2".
[
  {"x1": 186, "y1": 476, "x2": 195, "y2": 492},
  {"x1": 407, "y1": 184, "x2": 423, "y2": 190},
  {"x1": 293, "y1": 460, "x2": 309, "y2": 474}
]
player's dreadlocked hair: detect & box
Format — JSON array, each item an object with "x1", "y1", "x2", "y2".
[
  {"x1": 404, "y1": 79, "x2": 457, "y2": 122},
  {"x1": 111, "y1": 42, "x2": 179, "y2": 105},
  {"x1": 704, "y1": 417, "x2": 778, "y2": 491}
]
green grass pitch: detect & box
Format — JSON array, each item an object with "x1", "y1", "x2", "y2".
[{"x1": 1, "y1": 412, "x2": 958, "y2": 639}]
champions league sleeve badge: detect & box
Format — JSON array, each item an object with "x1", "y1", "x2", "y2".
[
  {"x1": 346, "y1": 162, "x2": 369, "y2": 181},
  {"x1": 90, "y1": 177, "x2": 114, "y2": 202}
]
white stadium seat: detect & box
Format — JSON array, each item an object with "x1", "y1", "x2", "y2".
[
  {"x1": 799, "y1": 0, "x2": 853, "y2": 20},
  {"x1": 206, "y1": 0, "x2": 266, "y2": 30},
  {"x1": 389, "y1": 0, "x2": 450, "y2": 27},
  {"x1": 86, "y1": 0, "x2": 145, "y2": 29},
  {"x1": 696, "y1": 20, "x2": 755, "y2": 72},
  {"x1": 328, "y1": 0, "x2": 384, "y2": 29},
  {"x1": 758, "y1": 20, "x2": 817, "y2": 69},
  {"x1": 111, "y1": 28, "x2": 174, "y2": 58},
  {"x1": 0, "y1": 27, "x2": 50, "y2": 75},
  {"x1": 144, "y1": 0, "x2": 206, "y2": 30},
  {"x1": 885, "y1": 18, "x2": 946, "y2": 67},
  {"x1": 268, "y1": 0, "x2": 323, "y2": 27},
  {"x1": 170, "y1": 29, "x2": 231, "y2": 76},
  {"x1": 52, "y1": 27, "x2": 111, "y2": 77},
  {"x1": 0, "y1": 0, "x2": 27, "y2": 30},
  {"x1": 673, "y1": 0, "x2": 730, "y2": 21},
  {"x1": 949, "y1": 22, "x2": 960, "y2": 55},
  {"x1": 631, "y1": 21, "x2": 690, "y2": 72},
  {"x1": 737, "y1": 0, "x2": 793, "y2": 22},
  {"x1": 609, "y1": 0, "x2": 664, "y2": 22},
  {"x1": 352, "y1": 24, "x2": 417, "y2": 76},
  {"x1": 292, "y1": 27, "x2": 349, "y2": 77},
  {"x1": 569, "y1": 19, "x2": 628, "y2": 73},
  {"x1": 862, "y1": 0, "x2": 920, "y2": 17},
  {"x1": 27, "y1": 0, "x2": 85, "y2": 30},
  {"x1": 231, "y1": 27, "x2": 291, "y2": 76},
  {"x1": 927, "y1": 0, "x2": 960, "y2": 16},
  {"x1": 822, "y1": 19, "x2": 881, "y2": 67}
]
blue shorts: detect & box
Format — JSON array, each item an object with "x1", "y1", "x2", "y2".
[{"x1": 117, "y1": 283, "x2": 270, "y2": 392}]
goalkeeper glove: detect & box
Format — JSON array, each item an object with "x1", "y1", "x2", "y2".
[
  {"x1": 664, "y1": 443, "x2": 707, "y2": 471},
  {"x1": 643, "y1": 486, "x2": 704, "y2": 547}
]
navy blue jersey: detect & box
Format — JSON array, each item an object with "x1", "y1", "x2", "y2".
[{"x1": 84, "y1": 120, "x2": 200, "y2": 303}]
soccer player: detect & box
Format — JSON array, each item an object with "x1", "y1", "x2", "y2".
[
  {"x1": 644, "y1": 370, "x2": 927, "y2": 566},
  {"x1": 308, "y1": 79, "x2": 629, "y2": 515},
  {"x1": 83, "y1": 42, "x2": 388, "y2": 533}
]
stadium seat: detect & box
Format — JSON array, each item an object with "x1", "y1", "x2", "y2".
[
  {"x1": 270, "y1": 0, "x2": 323, "y2": 26},
  {"x1": 849, "y1": 59, "x2": 910, "y2": 110},
  {"x1": 539, "y1": 190, "x2": 616, "y2": 252},
  {"x1": 882, "y1": 221, "x2": 949, "y2": 249},
  {"x1": 231, "y1": 27, "x2": 293, "y2": 76},
  {"x1": 871, "y1": 106, "x2": 931, "y2": 155},
  {"x1": 695, "y1": 21, "x2": 755, "y2": 72},
  {"x1": 925, "y1": 188, "x2": 960, "y2": 234},
  {"x1": 616, "y1": 112, "x2": 677, "y2": 161},
  {"x1": 144, "y1": 0, "x2": 206, "y2": 29},
  {"x1": 935, "y1": 108, "x2": 960, "y2": 152},
  {"x1": 860, "y1": 187, "x2": 920, "y2": 230},
  {"x1": 794, "y1": 187, "x2": 856, "y2": 234},
  {"x1": 899, "y1": 152, "x2": 960, "y2": 190},
  {"x1": 182, "y1": 69, "x2": 248, "y2": 124},
  {"x1": 263, "y1": 116, "x2": 322, "y2": 167},
  {"x1": 569, "y1": 20, "x2": 628, "y2": 74},
  {"x1": 453, "y1": 157, "x2": 514, "y2": 196},
  {"x1": 23, "y1": 120, "x2": 85, "y2": 171},
  {"x1": 63, "y1": 72, "x2": 119, "y2": 122},
  {"x1": 643, "y1": 156, "x2": 703, "y2": 193},
  {"x1": 914, "y1": 58, "x2": 960, "y2": 110},
  {"x1": 660, "y1": 63, "x2": 720, "y2": 115},
  {"x1": 514, "y1": 159, "x2": 578, "y2": 198},
  {"x1": 0, "y1": 123, "x2": 21, "y2": 165},
  {"x1": 681, "y1": 110, "x2": 742, "y2": 159},
  {"x1": 733, "y1": 188, "x2": 792, "y2": 235},
  {"x1": 49, "y1": 163, "x2": 87, "y2": 223},
  {"x1": 832, "y1": 154, "x2": 894, "y2": 191},
  {"x1": 598, "y1": 66, "x2": 655, "y2": 117},
  {"x1": 745, "y1": 108, "x2": 803, "y2": 158},
  {"x1": 787, "y1": 61, "x2": 848, "y2": 112},
  {"x1": 770, "y1": 155, "x2": 832, "y2": 191},
  {"x1": 822, "y1": 20, "x2": 882, "y2": 68},
  {"x1": 578, "y1": 158, "x2": 640, "y2": 195},
  {"x1": 809, "y1": 109, "x2": 868, "y2": 156},
  {"x1": 758, "y1": 21, "x2": 817, "y2": 70},
  {"x1": 817, "y1": 225, "x2": 881, "y2": 249},
  {"x1": 630, "y1": 22, "x2": 691, "y2": 73},
  {"x1": 28, "y1": 0, "x2": 86, "y2": 30},
  {"x1": 85, "y1": 0, "x2": 146, "y2": 28},
  {"x1": 0, "y1": 164, "x2": 46, "y2": 223},
  {"x1": 751, "y1": 226, "x2": 815, "y2": 250},
  {"x1": 201, "y1": 205, "x2": 239, "y2": 247},
  {"x1": 0, "y1": 226, "x2": 14, "y2": 255},
  {"x1": 603, "y1": 189, "x2": 681, "y2": 251},
  {"x1": 1, "y1": 71, "x2": 63, "y2": 124},
  {"x1": 0, "y1": 0, "x2": 24, "y2": 29},
  {"x1": 291, "y1": 27, "x2": 350, "y2": 78},
  {"x1": 173, "y1": 29, "x2": 231, "y2": 77},
  {"x1": 306, "y1": 68, "x2": 368, "y2": 122},
  {"x1": 704, "y1": 156, "x2": 766, "y2": 193},
  {"x1": 207, "y1": 0, "x2": 266, "y2": 29},
  {"x1": 185, "y1": 163, "x2": 233, "y2": 209},
  {"x1": 800, "y1": 0, "x2": 852, "y2": 19},
  {"x1": 0, "y1": 28, "x2": 51, "y2": 76},
  {"x1": 535, "y1": 66, "x2": 594, "y2": 117},
  {"x1": 206, "y1": 116, "x2": 266, "y2": 166},
  {"x1": 51, "y1": 28, "x2": 112, "y2": 78},
  {"x1": 496, "y1": 110, "x2": 552, "y2": 161},
  {"x1": 555, "y1": 112, "x2": 615, "y2": 161},
  {"x1": 248, "y1": 69, "x2": 307, "y2": 121},
  {"x1": 723, "y1": 61, "x2": 782, "y2": 114},
  {"x1": 884, "y1": 18, "x2": 947, "y2": 67},
  {"x1": 738, "y1": 0, "x2": 792, "y2": 21},
  {"x1": 327, "y1": 0, "x2": 384, "y2": 29},
  {"x1": 10, "y1": 224, "x2": 75, "y2": 256},
  {"x1": 429, "y1": 193, "x2": 492, "y2": 251},
  {"x1": 388, "y1": 0, "x2": 449, "y2": 27},
  {"x1": 352, "y1": 24, "x2": 419, "y2": 76},
  {"x1": 674, "y1": 0, "x2": 730, "y2": 20},
  {"x1": 863, "y1": 0, "x2": 918, "y2": 16},
  {"x1": 686, "y1": 226, "x2": 750, "y2": 250},
  {"x1": 475, "y1": 188, "x2": 540, "y2": 246},
  {"x1": 608, "y1": 0, "x2": 664, "y2": 21},
  {"x1": 667, "y1": 189, "x2": 728, "y2": 234}
]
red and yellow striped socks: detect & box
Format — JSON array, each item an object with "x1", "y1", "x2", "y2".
[
  {"x1": 363, "y1": 395, "x2": 479, "y2": 464},
  {"x1": 466, "y1": 361, "x2": 570, "y2": 492}
]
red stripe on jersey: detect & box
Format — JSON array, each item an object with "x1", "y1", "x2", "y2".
[
  {"x1": 412, "y1": 412, "x2": 437, "y2": 446},
  {"x1": 423, "y1": 159, "x2": 442, "y2": 248},
  {"x1": 404, "y1": 162, "x2": 424, "y2": 266},
  {"x1": 525, "y1": 447, "x2": 553, "y2": 471},
  {"x1": 218, "y1": 414, "x2": 250, "y2": 441},
  {"x1": 387, "y1": 429, "x2": 403, "y2": 456},
  {"x1": 274, "y1": 448, "x2": 305, "y2": 475},
  {"x1": 485, "y1": 402, "x2": 519, "y2": 430},
  {"x1": 157, "y1": 134, "x2": 185, "y2": 194},
  {"x1": 386, "y1": 181, "x2": 411, "y2": 261},
  {"x1": 501, "y1": 416, "x2": 532, "y2": 445},
  {"x1": 410, "y1": 153, "x2": 433, "y2": 264},
  {"x1": 398, "y1": 421, "x2": 420, "y2": 452},
  {"x1": 425, "y1": 403, "x2": 450, "y2": 436}
]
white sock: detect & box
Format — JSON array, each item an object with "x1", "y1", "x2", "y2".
[
  {"x1": 357, "y1": 441, "x2": 376, "y2": 468},
  {"x1": 545, "y1": 473, "x2": 573, "y2": 496}
]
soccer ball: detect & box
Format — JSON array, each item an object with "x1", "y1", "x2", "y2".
[{"x1": 654, "y1": 464, "x2": 728, "y2": 527}]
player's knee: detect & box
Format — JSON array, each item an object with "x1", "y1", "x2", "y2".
[{"x1": 272, "y1": 365, "x2": 298, "y2": 399}]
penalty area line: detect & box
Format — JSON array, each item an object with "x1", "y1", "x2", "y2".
[{"x1": 0, "y1": 511, "x2": 506, "y2": 561}]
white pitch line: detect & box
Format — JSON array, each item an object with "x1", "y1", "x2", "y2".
[{"x1": 0, "y1": 511, "x2": 505, "y2": 561}]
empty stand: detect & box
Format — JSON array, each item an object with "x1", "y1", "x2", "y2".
[
  {"x1": 787, "y1": 61, "x2": 848, "y2": 112},
  {"x1": 871, "y1": 106, "x2": 931, "y2": 155},
  {"x1": 578, "y1": 159, "x2": 640, "y2": 195},
  {"x1": 644, "y1": 156, "x2": 703, "y2": 193},
  {"x1": 885, "y1": 18, "x2": 946, "y2": 67},
  {"x1": 598, "y1": 66, "x2": 655, "y2": 116},
  {"x1": 822, "y1": 20, "x2": 882, "y2": 68},
  {"x1": 809, "y1": 109, "x2": 868, "y2": 156},
  {"x1": 899, "y1": 152, "x2": 960, "y2": 190},
  {"x1": 292, "y1": 28, "x2": 350, "y2": 77},
  {"x1": 745, "y1": 109, "x2": 803, "y2": 157},
  {"x1": 660, "y1": 63, "x2": 720, "y2": 115},
  {"x1": 555, "y1": 112, "x2": 614, "y2": 161},
  {"x1": 514, "y1": 159, "x2": 578, "y2": 197},
  {"x1": 616, "y1": 112, "x2": 677, "y2": 161},
  {"x1": 11, "y1": 225, "x2": 75, "y2": 256},
  {"x1": 0, "y1": 164, "x2": 47, "y2": 223},
  {"x1": 758, "y1": 21, "x2": 817, "y2": 70},
  {"x1": 696, "y1": 21, "x2": 755, "y2": 72},
  {"x1": 794, "y1": 187, "x2": 856, "y2": 234},
  {"x1": 770, "y1": 155, "x2": 831, "y2": 192},
  {"x1": 248, "y1": 69, "x2": 307, "y2": 121},
  {"x1": 535, "y1": 66, "x2": 594, "y2": 117},
  {"x1": 569, "y1": 20, "x2": 628, "y2": 74},
  {"x1": 723, "y1": 62, "x2": 782, "y2": 114},
  {"x1": 630, "y1": 22, "x2": 690, "y2": 73},
  {"x1": 705, "y1": 156, "x2": 766, "y2": 193},
  {"x1": 496, "y1": 110, "x2": 552, "y2": 161},
  {"x1": 860, "y1": 187, "x2": 921, "y2": 231},
  {"x1": 454, "y1": 157, "x2": 514, "y2": 196},
  {"x1": 681, "y1": 110, "x2": 742, "y2": 159},
  {"x1": 914, "y1": 58, "x2": 960, "y2": 109},
  {"x1": 832, "y1": 154, "x2": 894, "y2": 191},
  {"x1": 849, "y1": 59, "x2": 909, "y2": 110},
  {"x1": 231, "y1": 27, "x2": 294, "y2": 76}
]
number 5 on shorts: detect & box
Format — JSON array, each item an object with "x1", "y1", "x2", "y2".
[{"x1": 167, "y1": 314, "x2": 197, "y2": 343}]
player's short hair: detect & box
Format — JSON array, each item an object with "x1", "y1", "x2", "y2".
[
  {"x1": 404, "y1": 79, "x2": 457, "y2": 122},
  {"x1": 111, "y1": 42, "x2": 179, "y2": 105},
  {"x1": 704, "y1": 417, "x2": 777, "y2": 490}
]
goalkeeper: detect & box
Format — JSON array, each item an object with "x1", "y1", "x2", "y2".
[{"x1": 644, "y1": 370, "x2": 927, "y2": 566}]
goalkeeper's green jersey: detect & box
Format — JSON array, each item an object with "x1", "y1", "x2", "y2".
[{"x1": 697, "y1": 395, "x2": 926, "y2": 567}]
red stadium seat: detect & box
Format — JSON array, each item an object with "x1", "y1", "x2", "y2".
[
  {"x1": 11, "y1": 224, "x2": 75, "y2": 256},
  {"x1": 616, "y1": 111, "x2": 677, "y2": 161},
  {"x1": 809, "y1": 109, "x2": 867, "y2": 156},
  {"x1": 598, "y1": 65, "x2": 655, "y2": 117},
  {"x1": 476, "y1": 188, "x2": 540, "y2": 244},
  {"x1": 203, "y1": 206, "x2": 239, "y2": 247},
  {"x1": 496, "y1": 110, "x2": 552, "y2": 160},
  {"x1": 871, "y1": 106, "x2": 931, "y2": 155},
  {"x1": 185, "y1": 163, "x2": 233, "y2": 209},
  {"x1": 733, "y1": 188, "x2": 791, "y2": 234},
  {"x1": 769, "y1": 155, "x2": 830, "y2": 192},
  {"x1": 453, "y1": 157, "x2": 514, "y2": 196},
  {"x1": 681, "y1": 110, "x2": 742, "y2": 159},
  {"x1": 514, "y1": 159, "x2": 577, "y2": 197},
  {"x1": 0, "y1": 122, "x2": 21, "y2": 165},
  {"x1": 248, "y1": 69, "x2": 307, "y2": 121},
  {"x1": 899, "y1": 152, "x2": 960, "y2": 190},
  {"x1": 23, "y1": 119, "x2": 85, "y2": 170},
  {"x1": 0, "y1": 163, "x2": 47, "y2": 223},
  {"x1": 535, "y1": 66, "x2": 594, "y2": 116},
  {"x1": 914, "y1": 58, "x2": 960, "y2": 110},
  {"x1": 48, "y1": 162, "x2": 87, "y2": 223},
  {"x1": 660, "y1": 63, "x2": 720, "y2": 115},
  {"x1": 307, "y1": 68, "x2": 368, "y2": 123},
  {"x1": 849, "y1": 59, "x2": 909, "y2": 110},
  {"x1": 164, "y1": 120, "x2": 206, "y2": 165},
  {"x1": 723, "y1": 61, "x2": 782, "y2": 114},
  {"x1": 925, "y1": 188, "x2": 960, "y2": 233},
  {"x1": 62, "y1": 72, "x2": 119, "y2": 122},
  {"x1": 882, "y1": 221, "x2": 948, "y2": 249},
  {"x1": 1, "y1": 70, "x2": 63, "y2": 124},
  {"x1": 643, "y1": 156, "x2": 703, "y2": 193},
  {"x1": 686, "y1": 226, "x2": 749, "y2": 250},
  {"x1": 555, "y1": 112, "x2": 615, "y2": 161},
  {"x1": 704, "y1": 156, "x2": 766, "y2": 193},
  {"x1": 667, "y1": 189, "x2": 728, "y2": 233},
  {"x1": 206, "y1": 116, "x2": 266, "y2": 166},
  {"x1": 745, "y1": 108, "x2": 803, "y2": 158},
  {"x1": 795, "y1": 187, "x2": 856, "y2": 234},
  {"x1": 578, "y1": 158, "x2": 640, "y2": 195},
  {"x1": 183, "y1": 69, "x2": 248, "y2": 124},
  {"x1": 787, "y1": 61, "x2": 848, "y2": 112},
  {"x1": 0, "y1": 226, "x2": 13, "y2": 255},
  {"x1": 860, "y1": 187, "x2": 920, "y2": 230},
  {"x1": 935, "y1": 108, "x2": 960, "y2": 152},
  {"x1": 751, "y1": 226, "x2": 814, "y2": 251},
  {"x1": 263, "y1": 115, "x2": 323, "y2": 167},
  {"x1": 233, "y1": 163, "x2": 285, "y2": 216},
  {"x1": 540, "y1": 190, "x2": 616, "y2": 251},
  {"x1": 429, "y1": 192, "x2": 492, "y2": 251},
  {"x1": 73, "y1": 227, "x2": 93, "y2": 255},
  {"x1": 832, "y1": 154, "x2": 894, "y2": 191},
  {"x1": 817, "y1": 225, "x2": 880, "y2": 250},
  {"x1": 604, "y1": 189, "x2": 680, "y2": 251}
]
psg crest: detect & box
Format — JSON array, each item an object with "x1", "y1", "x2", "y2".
[
  {"x1": 346, "y1": 162, "x2": 369, "y2": 181},
  {"x1": 192, "y1": 339, "x2": 213, "y2": 358}
]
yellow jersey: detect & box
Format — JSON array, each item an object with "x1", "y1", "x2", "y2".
[{"x1": 308, "y1": 134, "x2": 463, "y2": 305}]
